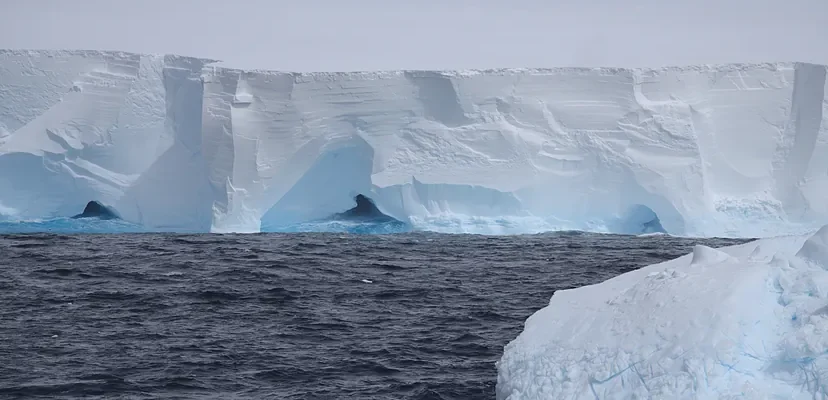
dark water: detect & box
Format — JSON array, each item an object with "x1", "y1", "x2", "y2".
[{"x1": 0, "y1": 232, "x2": 748, "y2": 399}]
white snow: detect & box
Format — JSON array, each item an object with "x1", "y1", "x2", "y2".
[
  {"x1": 1, "y1": 50, "x2": 827, "y2": 235},
  {"x1": 497, "y1": 225, "x2": 828, "y2": 399}
]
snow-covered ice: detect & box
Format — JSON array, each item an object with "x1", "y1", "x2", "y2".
[
  {"x1": 497, "y1": 225, "x2": 828, "y2": 399},
  {"x1": 1, "y1": 50, "x2": 827, "y2": 235}
]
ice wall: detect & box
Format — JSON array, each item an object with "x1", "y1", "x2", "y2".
[
  {"x1": 0, "y1": 51, "x2": 216, "y2": 230},
  {"x1": 1, "y1": 50, "x2": 826, "y2": 236}
]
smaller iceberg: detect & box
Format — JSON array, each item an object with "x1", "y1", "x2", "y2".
[{"x1": 497, "y1": 224, "x2": 828, "y2": 399}]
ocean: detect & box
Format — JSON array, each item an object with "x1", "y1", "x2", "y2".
[{"x1": 0, "y1": 231, "x2": 748, "y2": 399}]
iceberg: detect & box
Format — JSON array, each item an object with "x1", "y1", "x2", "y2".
[
  {"x1": 1, "y1": 50, "x2": 826, "y2": 235},
  {"x1": 496, "y1": 225, "x2": 828, "y2": 399}
]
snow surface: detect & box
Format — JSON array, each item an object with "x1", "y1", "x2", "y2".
[
  {"x1": 497, "y1": 225, "x2": 828, "y2": 399},
  {"x1": 1, "y1": 50, "x2": 827, "y2": 235}
]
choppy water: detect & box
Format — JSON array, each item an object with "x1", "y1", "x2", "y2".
[{"x1": 0, "y1": 231, "x2": 748, "y2": 399}]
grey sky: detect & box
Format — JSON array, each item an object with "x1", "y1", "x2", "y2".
[{"x1": 1, "y1": 0, "x2": 826, "y2": 71}]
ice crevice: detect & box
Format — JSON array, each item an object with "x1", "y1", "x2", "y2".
[{"x1": 0, "y1": 50, "x2": 827, "y2": 236}]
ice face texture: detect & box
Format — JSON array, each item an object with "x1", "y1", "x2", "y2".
[
  {"x1": 496, "y1": 225, "x2": 828, "y2": 399},
  {"x1": 1, "y1": 50, "x2": 826, "y2": 235}
]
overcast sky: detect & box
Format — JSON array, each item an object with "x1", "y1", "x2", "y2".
[{"x1": 1, "y1": 0, "x2": 826, "y2": 71}]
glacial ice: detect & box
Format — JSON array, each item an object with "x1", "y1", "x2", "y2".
[
  {"x1": 496, "y1": 225, "x2": 828, "y2": 399},
  {"x1": 1, "y1": 50, "x2": 827, "y2": 235}
]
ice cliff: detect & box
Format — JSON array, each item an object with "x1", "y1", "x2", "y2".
[{"x1": 1, "y1": 50, "x2": 826, "y2": 235}]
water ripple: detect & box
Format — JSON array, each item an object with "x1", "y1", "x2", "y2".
[{"x1": 0, "y1": 232, "x2": 748, "y2": 399}]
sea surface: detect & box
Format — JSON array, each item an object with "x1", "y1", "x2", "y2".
[{"x1": 0, "y1": 231, "x2": 748, "y2": 399}]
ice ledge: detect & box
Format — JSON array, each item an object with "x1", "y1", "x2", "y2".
[{"x1": 2, "y1": 48, "x2": 815, "y2": 76}]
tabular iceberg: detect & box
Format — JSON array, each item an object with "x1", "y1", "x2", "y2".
[
  {"x1": 1, "y1": 50, "x2": 826, "y2": 235},
  {"x1": 497, "y1": 225, "x2": 828, "y2": 399}
]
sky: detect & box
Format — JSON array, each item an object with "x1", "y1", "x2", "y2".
[{"x1": 1, "y1": 0, "x2": 827, "y2": 71}]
